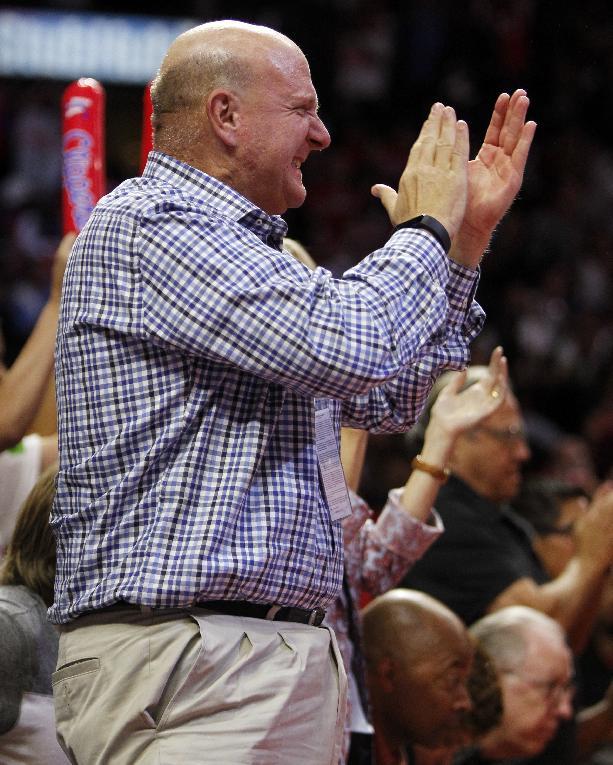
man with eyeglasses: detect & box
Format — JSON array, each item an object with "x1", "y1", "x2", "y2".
[
  {"x1": 401, "y1": 366, "x2": 613, "y2": 654},
  {"x1": 452, "y1": 606, "x2": 574, "y2": 764}
]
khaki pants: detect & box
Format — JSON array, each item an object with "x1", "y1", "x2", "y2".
[{"x1": 53, "y1": 606, "x2": 347, "y2": 765}]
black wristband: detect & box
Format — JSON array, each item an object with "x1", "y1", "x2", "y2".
[{"x1": 394, "y1": 214, "x2": 451, "y2": 255}]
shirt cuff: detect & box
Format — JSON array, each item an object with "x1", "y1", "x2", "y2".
[
  {"x1": 446, "y1": 259, "x2": 481, "y2": 326},
  {"x1": 343, "y1": 488, "x2": 374, "y2": 546},
  {"x1": 373, "y1": 487, "x2": 444, "y2": 560},
  {"x1": 388, "y1": 228, "x2": 450, "y2": 286}
]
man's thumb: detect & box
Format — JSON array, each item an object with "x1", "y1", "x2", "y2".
[{"x1": 371, "y1": 184, "x2": 398, "y2": 221}]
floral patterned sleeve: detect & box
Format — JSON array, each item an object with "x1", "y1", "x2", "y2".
[
  {"x1": 357, "y1": 487, "x2": 445, "y2": 597},
  {"x1": 342, "y1": 491, "x2": 373, "y2": 547}
]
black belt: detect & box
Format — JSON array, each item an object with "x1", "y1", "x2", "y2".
[
  {"x1": 199, "y1": 600, "x2": 326, "y2": 626},
  {"x1": 90, "y1": 600, "x2": 326, "y2": 627}
]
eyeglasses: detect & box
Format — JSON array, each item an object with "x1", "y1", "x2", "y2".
[
  {"x1": 504, "y1": 671, "x2": 575, "y2": 706},
  {"x1": 475, "y1": 424, "x2": 528, "y2": 444}
]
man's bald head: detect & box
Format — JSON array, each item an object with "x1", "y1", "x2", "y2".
[
  {"x1": 150, "y1": 21, "x2": 301, "y2": 158},
  {"x1": 363, "y1": 589, "x2": 467, "y2": 667},
  {"x1": 362, "y1": 590, "x2": 473, "y2": 749},
  {"x1": 469, "y1": 606, "x2": 567, "y2": 675}
]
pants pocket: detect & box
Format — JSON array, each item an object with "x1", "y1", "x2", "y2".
[
  {"x1": 52, "y1": 657, "x2": 101, "y2": 716},
  {"x1": 52, "y1": 658, "x2": 100, "y2": 685},
  {"x1": 52, "y1": 655, "x2": 102, "y2": 763}
]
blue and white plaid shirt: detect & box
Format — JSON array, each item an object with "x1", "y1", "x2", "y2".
[{"x1": 50, "y1": 151, "x2": 484, "y2": 623}]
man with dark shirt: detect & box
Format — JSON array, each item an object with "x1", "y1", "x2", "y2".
[{"x1": 402, "y1": 367, "x2": 613, "y2": 651}]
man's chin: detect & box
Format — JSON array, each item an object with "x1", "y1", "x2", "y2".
[
  {"x1": 514, "y1": 732, "x2": 555, "y2": 758},
  {"x1": 417, "y1": 724, "x2": 468, "y2": 750},
  {"x1": 499, "y1": 475, "x2": 522, "y2": 503},
  {"x1": 286, "y1": 186, "x2": 307, "y2": 210}
]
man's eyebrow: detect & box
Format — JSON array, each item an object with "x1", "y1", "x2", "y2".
[
  {"x1": 445, "y1": 654, "x2": 471, "y2": 671},
  {"x1": 292, "y1": 93, "x2": 320, "y2": 112}
]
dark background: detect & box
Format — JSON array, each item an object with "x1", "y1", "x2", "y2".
[{"x1": 2, "y1": 1, "x2": 613, "y2": 506}]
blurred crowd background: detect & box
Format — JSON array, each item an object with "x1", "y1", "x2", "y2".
[{"x1": 1, "y1": 0, "x2": 613, "y2": 509}]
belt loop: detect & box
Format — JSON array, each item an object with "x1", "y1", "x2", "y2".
[{"x1": 265, "y1": 605, "x2": 282, "y2": 620}]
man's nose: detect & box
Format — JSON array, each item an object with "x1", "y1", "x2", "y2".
[
  {"x1": 308, "y1": 114, "x2": 331, "y2": 151},
  {"x1": 453, "y1": 683, "x2": 473, "y2": 713},
  {"x1": 513, "y1": 436, "x2": 531, "y2": 463},
  {"x1": 555, "y1": 692, "x2": 574, "y2": 721}
]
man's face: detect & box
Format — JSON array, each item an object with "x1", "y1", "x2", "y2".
[
  {"x1": 391, "y1": 623, "x2": 474, "y2": 748},
  {"x1": 455, "y1": 394, "x2": 531, "y2": 503},
  {"x1": 236, "y1": 48, "x2": 331, "y2": 215},
  {"x1": 534, "y1": 495, "x2": 588, "y2": 579},
  {"x1": 495, "y1": 629, "x2": 574, "y2": 757}
]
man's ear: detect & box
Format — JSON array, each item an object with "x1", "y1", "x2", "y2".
[
  {"x1": 377, "y1": 655, "x2": 396, "y2": 694},
  {"x1": 207, "y1": 89, "x2": 241, "y2": 148}
]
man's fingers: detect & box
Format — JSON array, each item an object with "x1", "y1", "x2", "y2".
[
  {"x1": 447, "y1": 369, "x2": 467, "y2": 395},
  {"x1": 392, "y1": 102, "x2": 468, "y2": 235},
  {"x1": 492, "y1": 356, "x2": 509, "y2": 401},
  {"x1": 449, "y1": 120, "x2": 469, "y2": 173},
  {"x1": 497, "y1": 355, "x2": 509, "y2": 387},
  {"x1": 433, "y1": 106, "x2": 459, "y2": 167},
  {"x1": 510, "y1": 121, "x2": 537, "y2": 175},
  {"x1": 500, "y1": 92, "x2": 530, "y2": 153},
  {"x1": 483, "y1": 346, "x2": 508, "y2": 402},
  {"x1": 482, "y1": 92, "x2": 510, "y2": 148},
  {"x1": 407, "y1": 104, "x2": 438, "y2": 166},
  {"x1": 488, "y1": 344, "x2": 503, "y2": 366},
  {"x1": 371, "y1": 184, "x2": 398, "y2": 219},
  {"x1": 414, "y1": 102, "x2": 446, "y2": 166}
]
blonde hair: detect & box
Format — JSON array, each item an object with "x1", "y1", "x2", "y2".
[
  {"x1": 0, "y1": 463, "x2": 58, "y2": 606},
  {"x1": 283, "y1": 237, "x2": 317, "y2": 270}
]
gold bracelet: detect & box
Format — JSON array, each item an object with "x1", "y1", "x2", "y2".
[{"x1": 411, "y1": 455, "x2": 450, "y2": 483}]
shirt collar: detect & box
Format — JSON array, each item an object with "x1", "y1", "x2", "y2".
[{"x1": 143, "y1": 151, "x2": 288, "y2": 247}]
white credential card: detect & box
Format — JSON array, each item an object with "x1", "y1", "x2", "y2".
[{"x1": 314, "y1": 401, "x2": 352, "y2": 521}]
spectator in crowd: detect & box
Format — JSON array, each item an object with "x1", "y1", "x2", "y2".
[
  {"x1": 578, "y1": 607, "x2": 613, "y2": 765},
  {"x1": 0, "y1": 463, "x2": 68, "y2": 764},
  {"x1": 50, "y1": 18, "x2": 534, "y2": 765},
  {"x1": 512, "y1": 479, "x2": 590, "y2": 579},
  {"x1": 412, "y1": 642, "x2": 503, "y2": 765},
  {"x1": 551, "y1": 436, "x2": 600, "y2": 496},
  {"x1": 361, "y1": 589, "x2": 474, "y2": 765},
  {"x1": 512, "y1": 480, "x2": 613, "y2": 763},
  {"x1": 453, "y1": 606, "x2": 574, "y2": 764},
  {"x1": 0, "y1": 232, "x2": 73, "y2": 554},
  {"x1": 0, "y1": 232, "x2": 72, "y2": 452}
]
